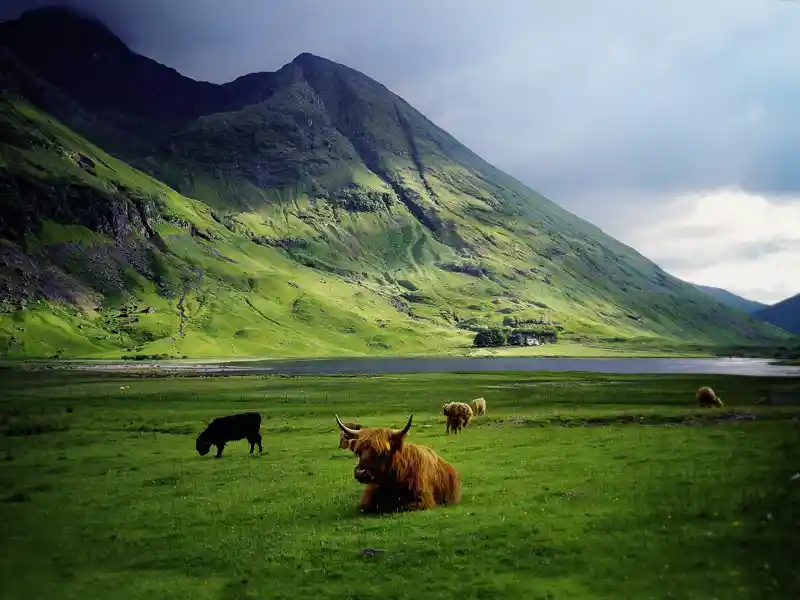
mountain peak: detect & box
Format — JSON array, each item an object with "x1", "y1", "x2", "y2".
[
  {"x1": 292, "y1": 52, "x2": 330, "y2": 64},
  {"x1": 0, "y1": 6, "x2": 218, "y2": 124},
  {"x1": 19, "y1": 5, "x2": 100, "y2": 22},
  {"x1": 15, "y1": 5, "x2": 113, "y2": 38},
  {"x1": 3, "y1": 4, "x2": 127, "y2": 54},
  {"x1": 290, "y1": 52, "x2": 347, "y2": 73}
]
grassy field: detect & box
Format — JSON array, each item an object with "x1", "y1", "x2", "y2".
[{"x1": 1, "y1": 369, "x2": 799, "y2": 600}]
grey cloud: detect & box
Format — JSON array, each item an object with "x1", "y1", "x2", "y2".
[
  {"x1": 733, "y1": 239, "x2": 800, "y2": 262},
  {"x1": 657, "y1": 237, "x2": 799, "y2": 272},
  {"x1": 2, "y1": 0, "x2": 800, "y2": 220}
]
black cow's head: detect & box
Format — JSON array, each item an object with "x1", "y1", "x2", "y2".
[{"x1": 196, "y1": 433, "x2": 212, "y2": 456}]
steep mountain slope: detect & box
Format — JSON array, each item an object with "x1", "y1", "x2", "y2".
[
  {"x1": 0, "y1": 7, "x2": 791, "y2": 358},
  {"x1": 755, "y1": 294, "x2": 800, "y2": 335},
  {"x1": 693, "y1": 284, "x2": 767, "y2": 315},
  {"x1": 0, "y1": 94, "x2": 467, "y2": 358}
]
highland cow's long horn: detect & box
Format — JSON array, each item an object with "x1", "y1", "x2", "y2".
[
  {"x1": 335, "y1": 414, "x2": 360, "y2": 437},
  {"x1": 397, "y1": 414, "x2": 413, "y2": 437}
]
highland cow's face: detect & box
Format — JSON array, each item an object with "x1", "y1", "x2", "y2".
[
  {"x1": 352, "y1": 439, "x2": 393, "y2": 483},
  {"x1": 196, "y1": 437, "x2": 212, "y2": 456},
  {"x1": 336, "y1": 414, "x2": 413, "y2": 484}
]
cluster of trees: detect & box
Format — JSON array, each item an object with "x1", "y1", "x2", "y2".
[{"x1": 473, "y1": 327, "x2": 558, "y2": 348}]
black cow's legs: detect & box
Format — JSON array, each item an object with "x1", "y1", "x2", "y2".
[
  {"x1": 247, "y1": 433, "x2": 263, "y2": 454},
  {"x1": 215, "y1": 442, "x2": 225, "y2": 458}
]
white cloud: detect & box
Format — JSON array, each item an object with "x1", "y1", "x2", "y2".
[{"x1": 617, "y1": 189, "x2": 800, "y2": 304}]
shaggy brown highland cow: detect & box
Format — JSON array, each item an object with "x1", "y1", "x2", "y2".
[
  {"x1": 469, "y1": 397, "x2": 487, "y2": 416},
  {"x1": 696, "y1": 386, "x2": 724, "y2": 408},
  {"x1": 442, "y1": 402, "x2": 474, "y2": 434},
  {"x1": 335, "y1": 414, "x2": 461, "y2": 513},
  {"x1": 338, "y1": 420, "x2": 363, "y2": 450}
]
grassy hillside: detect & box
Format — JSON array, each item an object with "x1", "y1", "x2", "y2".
[
  {"x1": 756, "y1": 294, "x2": 800, "y2": 335},
  {"x1": 0, "y1": 8, "x2": 793, "y2": 358},
  {"x1": 0, "y1": 94, "x2": 468, "y2": 358},
  {"x1": 693, "y1": 284, "x2": 767, "y2": 315}
]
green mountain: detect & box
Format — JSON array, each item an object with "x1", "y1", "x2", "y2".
[
  {"x1": 692, "y1": 284, "x2": 767, "y2": 315},
  {"x1": 0, "y1": 7, "x2": 791, "y2": 358},
  {"x1": 755, "y1": 294, "x2": 800, "y2": 335}
]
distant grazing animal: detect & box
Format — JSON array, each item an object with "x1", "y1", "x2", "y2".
[
  {"x1": 442, "y1": 402, "x2": 474, "y2": 434},
  {"x1": 469, "y1": 397, "x2": 487, "y2": 416},
  {"x1": 335, "y1": 414, "x2": 461, "y2": 513},
  {"x1": 338, "y1": 420, "x2": 363, "y2": 450},
  {"x1": 696, "y1": 386, "x2": 724, "y2": 408},
  {"x1": 196, "y1": 412, "x2": 263, "y2": 458}
]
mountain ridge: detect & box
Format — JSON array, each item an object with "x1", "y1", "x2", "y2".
[
  {"x1": 755, "y1": 294, "x2": 800, "y2": 335},
  {"x1": 692, "y1": 284, "x2": 767, "y2": 315},
  {"x1": 0, "y1": 6, "x2": 792, "y2": 358}
]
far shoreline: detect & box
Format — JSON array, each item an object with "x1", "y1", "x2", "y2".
[
  {"x1": 0, "y1": 341, "x2": 714, "y2": 367},
  {"x1": 2, "y1": 340, "x2": 797, "y2": 375}
]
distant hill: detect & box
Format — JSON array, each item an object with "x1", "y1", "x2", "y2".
[
  {"x1": 692, "y1": 285, "x2": 767, "y2": 315},
  {"x1": 0, "y1": 7, "x2": 791, "y2": 358},
  {"x1": 755, "y1": 294, "x2": 800, "y2": 335}
]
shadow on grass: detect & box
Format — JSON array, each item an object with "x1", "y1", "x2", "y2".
[{"x1": 490, "y1": 409, "x2": 798, "y2": 429}]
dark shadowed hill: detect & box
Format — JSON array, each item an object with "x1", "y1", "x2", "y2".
[
  {"x1": 0, "y1": 7, "x2": 791, "y2": 358},
  {"x1": 693, "y1": 284, "x2": 767, "y2": 315},
  {"x1": 755, "y1": 294, "x2": 800, "y2": 335}
]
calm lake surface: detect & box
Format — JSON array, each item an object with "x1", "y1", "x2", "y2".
[{"x1": 161, "y1": 357, "x2": 800, "y2": 377}]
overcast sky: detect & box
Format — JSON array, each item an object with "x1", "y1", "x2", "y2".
[{"x1": 3, "y1": 0, "x2": 799, "y2": 303}]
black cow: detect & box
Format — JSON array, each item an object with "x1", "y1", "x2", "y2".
[{"x1": 196, "y1": 412, "x2": 263, "y2": 458}]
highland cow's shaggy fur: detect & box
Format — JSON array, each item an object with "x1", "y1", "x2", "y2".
[
  {"x1": 442, "y1": 402, "x2": 474, "y2": 434},
  {"x1": 696, "y1": 386, "x2": 724, "y2": 408},
  {"x1": 196, "y1": 412, "x2": 262, "y2": 458},
  {"x1": 338, "y1": 420, "x2": 363, "y2": 450},
  {"x1": 336, "y1": 414, "x2": 461, "y2": 513},
  {"x1": 469, "y1": 397, "x2": 487, "y2": 416}
]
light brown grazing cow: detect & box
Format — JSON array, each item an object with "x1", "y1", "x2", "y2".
[
  {"x1": 696, "y1": 386, "x2": 724, "y2": 408},
  {"x1": 338, "y1": 420, "x2": 363, "y2": 450},
  {"x1": 469, "y1": 397, "x2": 487, "y2": 416},
  {"x1": 442, "y1": 402, "x2": 474, "y2": 435},
  {"x1": 335, "y1": 414, "x2": 461, "y2": 513}
]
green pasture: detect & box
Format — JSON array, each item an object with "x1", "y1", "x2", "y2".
[{"x1": 0, "y1": 370, "x2": 798, "y2": 599}]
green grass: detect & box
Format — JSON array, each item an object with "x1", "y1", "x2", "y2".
[{"x1": 1, "y1": 369, "x2": 798, "y2": 599}]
